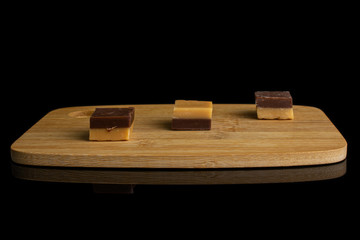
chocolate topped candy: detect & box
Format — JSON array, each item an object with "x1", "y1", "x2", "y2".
[
  {"x1": 255, "y1": 91, "x2": 294, "y2": 120},
  {"x1": 89, "y1": 107, "x2": 135, "y2": 141}
]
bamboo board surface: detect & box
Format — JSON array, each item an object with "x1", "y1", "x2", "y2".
[{"x1": 11, "y1": 104, "x2": 347, "y2": 168}]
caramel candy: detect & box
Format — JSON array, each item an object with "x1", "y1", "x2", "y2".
[
  {"x1": 255, "y1": 91, "x2": 294, "y2": 120},
  {"x1": 256, "y1": 107, "x2": 294, "y2": 120},
  {"x1": 172, "y1": 100, "x2": 213, "y2": 119},
  {"x1": 171, "y1": 100, "x2": 213, "y2": 130},
  {"x1": 89, "y1": 107, "x2": 135, "y2": 141}
]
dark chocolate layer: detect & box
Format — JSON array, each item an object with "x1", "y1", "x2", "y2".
[
  {"x1": 255, "y1": 91, "x2": 293, "y2": 108},
  {"x1": 90, "y1": 107, "x2": 135, "y2": 128},
  {"x1": 171, "y1": 118, "x2": 211, "y2": 130}
]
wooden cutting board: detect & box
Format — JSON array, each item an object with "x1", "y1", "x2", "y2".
[{"x1": 11, "y1": 104, "x2": 347, "y2": 168}]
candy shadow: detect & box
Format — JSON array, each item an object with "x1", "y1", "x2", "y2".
[
  {"x1": 233, "y1": 110, "x2": 257, "y2": 119},
  {"x1": 75, "y1": 130, "x2": 90, "y2": 141},
  {"x1": 155, "y1": 120, "x2": 172, "y2": 130}
]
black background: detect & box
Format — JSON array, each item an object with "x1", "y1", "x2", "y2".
[{"x1": 2, "y1": 5, "x2": 358, "y2": 234}]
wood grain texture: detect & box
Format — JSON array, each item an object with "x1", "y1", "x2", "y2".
[{"x1": 11, "y1": 104, "x2": 347, "y2": 168}]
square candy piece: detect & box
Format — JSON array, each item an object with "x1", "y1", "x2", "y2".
[
  {"x1": 89, "y1": 107, "x2": 135, "y2": 141},
  {"x1": 172, "y1": 100, "x2": 213, "y2": 130},
  {"x1": 255, "y1": 91, "x2": 294, "y2": 120}
]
